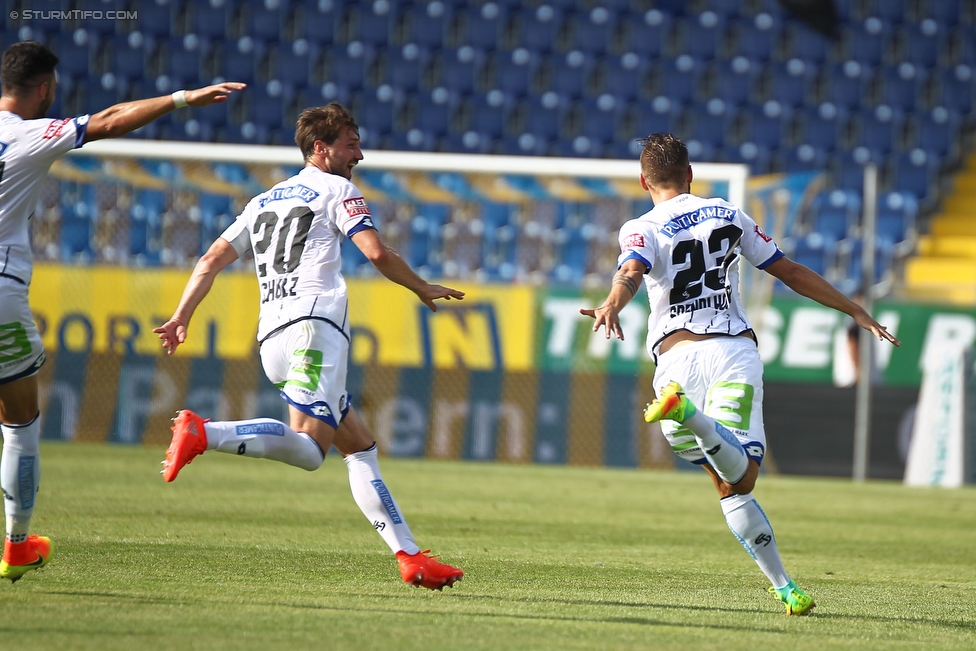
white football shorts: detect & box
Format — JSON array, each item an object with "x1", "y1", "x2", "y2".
[
  {"x1": 0, "y1": 280, "x2": 46, "y2": 384},
  {"x1": 259, "y1": 318, "x2": 351, "y2": 429},
  {"x1": 652, "y1": 335, "x2": 767, "y2": 466}
]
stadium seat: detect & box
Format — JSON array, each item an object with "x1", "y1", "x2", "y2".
[
  {"x1": 931, "y1": 64, "x2": 974, "y2": 118},
  {"x1": 430, "y1": 46, "x2": 487, "y2": 95},
  {"x1": 131, "y1": 0, "x2": 182, "y2": 37},
  {"x1": 162, "y1": 34, "x2": 208, "y2": 87},
  {"x1": 108, "y1": 32, "x2": 155, "y2": 83},
  {"x1": 518, "y1": 91, "x2": 570, "y2": 141},
  {"x1": 269, "y1": 39, "x2": 318, "y2": 88},
  {"x1": 249, "y1": 85, "x2": 287, "y2": 129},
  {"x1": 843, "y1": 17, "x2": 893, "y2": 67},
  {"x1": 832, "y1": 147, "x2": 885, "y2": 192},
  {"x1": 379, "y1": 43, "x2": 431, "y2": 93},
  {"x1": 730, "y1": 13, "x2": 780, "y2": 62},
  {"x1": 810, "y1": 189, "x2": 860, "y2": 244},
  {"x1": 853, "y1": 104, "x2": 906, "y2": 156},
  {"x1": 401, "y1": 1, "x2": 453, "y2": 49},
  {"x1": 656, "y1": 55, "x2": 706, "y2": 106},
  {"x1": 322, "y1": 41, "x2": 374, "y2": 92},
  {"x1": 568, "y1": 6, "x2": 618, "y2": 55},
  {"x1": 596, "y1": 52, "x2": 651, "y2": 101},
  {"x1": 570, "y1": 95, "x2": 625, "y2": 145},
  {"x1": 899, "y1": 19, "x2": 945, "y2": 68},
  {"x1": 242, "y1": 0, "x2": 290, "y2": 44},
  {"x1": 465, "y1": 89, "x2": 517, "y2": 139},
  {"x1": 782, "y1": 22, "x2": 834, "y2": 65},
  {"x1": 684, "y1": 98, "x2": 736, "y2": 150},
  {"x1": 456, "y1": 2, "x2": 508, "y2": 51},
  {"x1": 760, "y1": 58, "x2": 817, "y2": 108},
  {"x1": 842, "y1": 239, "x2": 895, "y2": 290},
  {"x1": 739, "y1": 100, "x2": 792, "y2": 150},
  {"x1": 708, "y1": 56, "x2": 761, "y2": 107},
  {"x1": 440, "y1": 131, "x2": 494, "y2": 154},
  {"x1": 51, "y1": 30, "x2": 96, "y2": 79},
  {"x1": 787, "y1": 232, "x2": 835, "y2": 278},
  {"x1": 795, "y1": 102, "x2": 850, "y2": 154},
  {"x1": 875, "y1": 191, "x2": 918, "y2": 253},
  {"x1": 495, "y1": 132, "x2": 550, "y2": 156},
  {"x1": 189, "y1": 0, "x2": 236, "y2": 40},
  {"x1": 223, "y1": 121, "x2": 270, "y2": 144},
  {"x1": 864, "y1": 0, "x2": 911, "y2": 26},
  {"x1": 889, "y1": 149, "x2": 939, "y2": 203},
  {"x1": 781, "y1": 143, "x2": 831, "y2": 173},
  {"x1": 357, "y1": 85, "x2": 402, "y2": 137},
  {"x1": 85, "y1": 79, "x2": 123, "y2": 115},
  {"x1": 388, "y1": 128, "x2": 438, "y2": 152},
  {"x1": 489, "y1": 48, "x2": 542, "y2": 97},
  {"x1": 511, "y1": 4, "x2": 564, "y2": 54},
  {"x1": 297, "y1": 0, "x2": 342, "y2": 43},
  {"x1": 408, "y1": 87, "x2": 462, "y2": 137},
  {"x1": 916, "y1": 0, "x2": 963, "y2": 26},
  {"x1": 623, "y1": 9, "x2": 671, "y2": 59},
  {"x1": 629, "y1": 96, "x2": 682, "y2": 141},
  {"x1": 60, "y1": 198, "x2": 94, "y2": 261},
  {"x1": 215, "y1": 37, "x2": 263, "y2": 85},
  {"x1": 679, "y1": 11, "x2": 727, "y2": 62},
  {"x1": 907, "y1": 106, "x2": 962, "y2": 164},
  {"x1": 878, "y1": 63, "x2": 927, "y2": 112},
  {"x1": 820, "y1": 60, "x2": 873, "y2": 110},
  {"x1": 724, "y1": 141, "x2": 775, "y2": 175},
  {"x1": 347, "y1": 0, "x2": 397, "y2": 47},
  {"x1": 543, "y1": 50, "x2": 597, "y2": 100}
]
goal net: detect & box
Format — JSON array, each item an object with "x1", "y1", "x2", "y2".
[{"x1": 33, "y1": 141, "x2": 751, "y2": 470}]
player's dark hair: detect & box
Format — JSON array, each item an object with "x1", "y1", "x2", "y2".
[
  {"x1": 638, "y1": 133, "x2": 690, "y2": 189},
  {"x1": 1, "y1": 41, "x2": 58, "y2": 96},
  {"x1": 295, "y1": 102, "x2": 359, "y2": 160}
]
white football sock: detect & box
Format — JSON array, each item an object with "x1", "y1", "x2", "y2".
[
  {"x1": 344, "y1": 444, "x2": 420, "y2": 555},
  {"x1": 683, "y1": 409, "x2": 749, "y2": 484},
  {"x1": 721, "y1": 493, "x2": 791, "y2": 590},
  {"x1": 204, "y1": 419, "x2": 324, "y2": 471},
  {"x1": 1, "y1": 415, "x2": 41, "y2": 544}
]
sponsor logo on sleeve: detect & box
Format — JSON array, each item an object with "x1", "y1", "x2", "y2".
[
  {"x1": 621, "y1": 233, "x2": 645, "y2": 250},
  {"x1": 42, "y1": 118, "x2": 70, "y2": 139},
  {"x1": 755, "y1": 224, "x2": 772, "y2": 243},
  {"x1": 343, "y1": 197, "x2": 371, "y2": 218}
]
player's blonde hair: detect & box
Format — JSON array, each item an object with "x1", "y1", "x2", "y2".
[
  {"x1": 295, "y1": 102, "x2": 359, "y2": 161},
  {"x1": 639, "y1": 133, "x2": 690, "y2": 190}
]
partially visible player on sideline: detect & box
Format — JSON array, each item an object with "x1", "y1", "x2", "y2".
[
  {"x1": 0, "y1": 41, "x2": 245, "y2": 583},
  {"x1": 153, "y1": 102, "x2": 465, "y2": 591},
  {"x1": 582, "y1": 133, "x2": 900, "y2": 615}
]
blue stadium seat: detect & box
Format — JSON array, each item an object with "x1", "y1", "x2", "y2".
[
  {"x1": 401, "y1": 1, "x2": 453, "y2": 49},
  {"x1": 657, "y1": 55, "x2": 706, "y2": 106},
  {"x1": 907, "y1": 106, "x2": 962, "y2": 163},
  {"x1": 512, "y1": 4, "x2": 563, "y2": 54},
  {"x1": 864, "y1": 0, "x2": 911, "y2": 26},
  {"x1": 739, "y1": 100, "x2": 792, "y2": 150},
  {"x1": 853, "y1": 104, "x2": 905, "y2": 156},
  {"x1": 198, "y1": 193, "x2": 232, "y2": 246},
  {"x1": 379, "y1": 43, "x2": 430, "y2": 93},
  {"x1": 545, "y1": 50, "x2": 596, "y2": 100},
  {"x1": 810, "y1": 189, "x2": 860, "y2": 244},
  {"x1": 108, "y1": 32, "x2": 154, "y2": 82},
  {"x1": 430, "y1": 46, "x2": 487, "y2": 95},
  {"x1": 832, "y1": 147, "x2": 885, "y2": 192},
  {"x1": 724, "y1": 141, "x2": 774, "y2": 175},
  {"x1": 270, "y1": 39, "x2": 317, "y2": 88},
  {"x1": 596, "y1": 52, "x2": 650, "y2": 101},
  {"x1": 916, "y1": 0, "x2": 963, "y2": 26},
  {"x1": 440, "y1": 131, "x2": 494, "y2": 154},
  {"x1": 731, "y1": 13, "x2": 780, "y2": 62},
  {"x1": 347, "y1": 0, "x2": 397, "y2": 47},
  {"x1": 630, "y1": 96, "x2": 682, "y2": 139},
  {"x1": 408, "y1": 87, "x2": 461, "y2": 137},
  {"x1": 162, "y1": 34, "x2": 207, "y2": 87},
  {"x1": 250, "y1": 84, "x2": 287, "y2": 128},
  {"x1": 899, "y1": 19, "x2": 945, "y2": 68},
  {"x1": 190, "y1": 0, "x2": 236, "y2": 39},
  {"x1": 457, "y1": 2, "x2": 508, "y2": 51},
  {"x1": 193, "y1": 92, "x2": 232, "y2": 129},
  {"x1": 357, "y1": 85, "x2": 402, "y2": 137},
  {"x1": 843, "y1": 17, "x2": 893, "y2": 67},
  {"x1": 843, "y1": 239, "x2": 895, "y2": 288},
  {"x1": 323, "y1": 41, "x2": 374, "y2": 92},
  {"x1": 889, "y1": 149, "x2": 939, "y2": 203},
  {"x1": 129, "y1": 189, "x2": 166, "y2": 263},
  {"x1": 761, "y1": 58, "x2": 817, "y2": 108},
  {"x1": 795, "y1": 102, "x2": 849, "y2": 154},
  {"x1": 710, "y1": 0, "x2": 746, "y2": 19},
  {"x1": 495, "y1": 132, "x2": 550, "y2": 156},
  {"x1": 781, "y1": 143, "x2": 831, "y2": 173},
  {"x1": 223, "y1": 121, "x2": 270, "y2": 144},
  {"x1": 684, "y1": 98, "x2": 735, "y2": 150},
  {"x1": 52, "y1": 30, "x2": 96, "y2": 79},
  {"x1": 131, "y1": 0, "x2": 182, "y2": 37},
  {"x1": 217, "y1": 37, "x2": 263, "y2": 84},
  {"x1": 245, "y1": 0, "x2": 290, "y2": 44},
  {"x1": 679, "y1": 11, "x2": 726, "y2": 62},
  {"x1": 571, "y1": 95, "x2": 624, "y2": 145},
  {"x1": 875, "y1": 191, "x2": 917, "y2": 251},
  {"x1": 709, "y1": 56, "x2": 761, "y2": 107},
  {"x1": 489, "y1": 48, "x2": 541, "y2": 97},
  {"x1": 465, "y1": 89, "x2": 517, "y2": 139},
  {"x1": 788, "y1": 233, "x2": 835, "y2": 278},
  {"x1": 60, "y1": 196, "x2": 94, "y2": 261},
  {"x1": 297, "y1": 0, "x2": 342, "y2": 43},
  {"x1": 624, "y1": 9, "x2": 671, "y2": 58},
  {"x1": 878, "y1": 63, "x2": 927, "y2": 112},
  {"x1": 85, "y1": 79, "x2": 123, "y2": 114},
  {"x1": 782, "y1": 22, "x2": 834, "y2": 65},
  {"x1": 568, "y1": 6, "x2": 618, "y2": 55},
  {"x1": 821, "y1": 60, "x2": 873, "y2": 109},
  {"x1": 519, "y1": 91, "x2": 570, "y2": 141},
  {"x1": 931, "y1": 64, "x2": 974, "y2": 117}
]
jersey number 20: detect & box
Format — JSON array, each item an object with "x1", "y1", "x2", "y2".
[{"x1": 252, "y1": 206, "x2": 314, "y2": 277}]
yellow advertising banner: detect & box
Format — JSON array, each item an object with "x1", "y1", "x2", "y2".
[{"x1": 29, "y1": 264, "x2": 535, "y2": 370}]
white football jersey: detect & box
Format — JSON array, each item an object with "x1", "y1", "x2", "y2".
[
  {"x1": 0, "y1": 111, "x2": 89, "y2": 285},
  {"x1": 220, "y1": 166, "x2": 377, "y2": 342},
  {"x1": 617, "y1": 193, "x2": 783, "y2": 360}
]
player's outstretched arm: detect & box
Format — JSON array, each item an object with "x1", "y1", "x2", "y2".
[
  {"x1": 580, "y1": 259, "x2": 645, "y2": 340},
  {"x1": 83, "y1": 82, "x2": 247, "y2": 143},
  {"x1": 350, "y1": 229, "x2": 464, "y2": 311},
  {"x1": 764, "y1": 256, "x2": 901, "y2": 346},
  {"x1": 153, "y1": 238, "x2": 240, "y2": 355}
]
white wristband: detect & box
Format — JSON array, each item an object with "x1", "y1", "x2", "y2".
[{"x1": 171, "y1": 90, "x2": 188, "y2": 109}]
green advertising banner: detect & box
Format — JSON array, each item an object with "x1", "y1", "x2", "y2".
[{"x1": 535, "y1": 289, "x2": 976, "y2": 388}]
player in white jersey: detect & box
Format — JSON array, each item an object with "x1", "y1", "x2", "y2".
[
  {"x1": 582, "y1": 133, "x2": 900, "y2": 615},
  {"x1": 0, "y1": 41, "x2": 244, "y2": 583},
  {"x1": 153, "y1": 103, "x2": 465, "y2": 591}
]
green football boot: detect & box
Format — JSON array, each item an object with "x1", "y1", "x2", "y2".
[
  {"x1": 769, "y1": 582, "x2": 816, "y2": 616},
  {"x1": 643, "y1": 381, "x2": 696, "y2": 424}
]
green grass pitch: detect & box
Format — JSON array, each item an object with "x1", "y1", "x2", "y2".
[{"x1": 1, "y1": 442, "x2": 975, "y2": 650}]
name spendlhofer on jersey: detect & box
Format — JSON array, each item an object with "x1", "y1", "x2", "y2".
[
  {"x1": 616, "y1": 193, "x2": 783, "y2": 359},
  {"x1": 0, "y1": 112, "x2": 89, "y2": 286},
  {"x1": 220, "y1": 166, "x2": 376, "y2": 342}
]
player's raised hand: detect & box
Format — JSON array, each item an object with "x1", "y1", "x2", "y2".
[
  {"x1": 580, "y1": 304, "x2": 625, "y2": 340},
  {"x1": 153, "y1": 318, "x2": 188, "y2": 355},
  {"x1": 854, "y1": 312, "x2": 902, "y2": 347},
  {"x1": 185, "y1": 82, "x2": 247, "y2": 107},
  {"x1": 417, "y1": 284, "x2": 465, "y2": 311}
]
